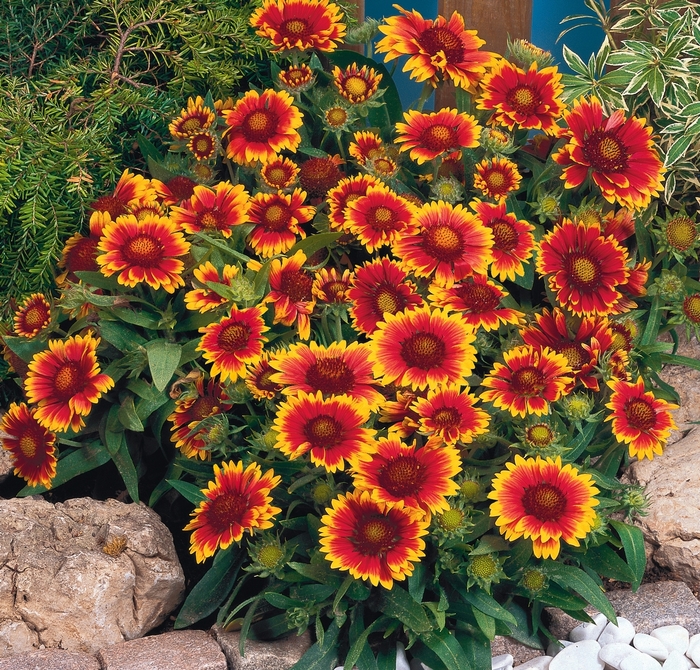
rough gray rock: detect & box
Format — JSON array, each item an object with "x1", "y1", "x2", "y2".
[
  {"x1": 491, "y1": 636, "x2": 545, "y2": 666},
  {"x1": 0, "y1": 649, "x2": 100, "y2": 670},
  {"x1": 0, "y1": 497, "x2": 185, "y2": 657},
  {"x1": 0, "y1": 414, "x2": 13, "y2": 483},
  {"x1": 212, "y1": 626, "x2": 312, "y2": 670},
  {"x1": 98, "y1": 630, "x2": 227, "y2": 670}
]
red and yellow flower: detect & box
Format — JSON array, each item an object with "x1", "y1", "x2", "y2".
[
  {"x1": 14, "y1": 294, "x2": 52, "y2": 338},
  {"x1": 477, "y1": 61, "x2": 565, "y2": 134},
  {"x1": 319, "y1": 489, "x2": 428, "y2": 589},
  {"x1": 187, "y1": 131, "x2": 218, "y2": 161},
  {"x1": 353, "y1": 437, "x2": 461, "y2": 517},
  {"x1": 379, "y1": 390, "x2": 420, "y2": 439},
  {"x1": 345, "y1": 184, "x2": 418, "y2": 252},
  {"x1": 58, "y1": 211, "x2": 111, "y2": 284},
  {"x1": 245, "y1": 351, "x2": 283, "y2": 400},
  {"x1": 411, "y1": 385, "x2": 490, "y2": 447},
  {"x1": 154, "y1": 176, "x2": 197, "y2": 206},
  {"x1": 168, "y1": 378, "x2": 234, "y2": 459},
  {"x1": 264, "y1": 250, "x2": 316, "y2": 340},
  {"x1": 480, "y1": 345, "x2": 573, "y2": 418},
  {"x1": 473, "y1": 157, "x2": 522, "y2": 202},
  {"x1": 348, "y1": 131, "x2": 386, "y2": 166},
  {"x1": 260, "y1": 155, "x2": 300, "y2": 190},
  {"x1": 89, "y1": 170, "x2": 154, "y2": 219},
  {"x1": 395, "y1": 108, "x2": 481, "y2": 165},
  {"x1": 273, "y1": 391, "x2": 376, "y2": 472},
  {"x1": 470, "y1": 199, "x2": 535, "y2": 282},
  {"x1": 327, "y1": 173, "x2": 382, "y2": 231},
  {"x1": 250, "y1": 0, "x2": 346, "y2": 52},
  {"x1": 185, "y1": 460, "x2": 281, "y2": 563},
  {"x1": 312, "y1": 267, "x2": 352, "y2": 304},
  {"x1": 247, "y1": 189, "x2": 314, "y2": 258},
  {"x1": 347, "y1": 258, "x2": 423, "y2": 334},
  {"x1": 184, "y1": 262, "x2": 239, "y2": 313},
  {"x1": 428, "y1": 275, "x2": 524, "y2": 331},
  {"x1": 169, "y1": 96, "x2": 216, "y2": 139},
  {"x1": 223, "y1": 89, "x2": 303, "y2": 165},
  {"x1": 375, "y1": 6, "x2": 495, "y2": 90},
  {"x1": 393, "y1": 200, "x2": 493, "y2": 287},
  {"x1": 536, "y1": 219, "x2": 630, "y2": 316},
  {"x1": 278, "y1": 63, "x2": 315, "y2": 94},
  {"x1": 369, "y1": 306, "x2": 477, "y2": 391},
  {"x1": 333, "y1": 63, "x2": 383, "y2": 103},
  {"x1": 606, "y1": 377, "x2": 677, "y2": 460},
  {"x1": 553, "y1": 96, "x2": 665, "y2": 210},
  {"x1": 488, "y1": 455, "x2": 599, "y2": 559},
  {"x1": 298, "y1": 155, "x2": 344, "y2": 198},
  {"x1": 24, "y1": 332, "x2": 114, "y2": 433},
  {"x1": 269, "y1": 340, "x2": 383, "y2": 409},
  {"x1": 170, "y1": 182, "x2": 251, "y2": 239},
  {"x1": 0, "y1": 402, "x2": 57, "y2": 488}
]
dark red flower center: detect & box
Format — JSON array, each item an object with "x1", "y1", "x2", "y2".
[
  {"x1": 379, "y1": 454, "x2": 426, "y2": 497},
  {"x1": 304, "y1": 414, "x2": 343, "y2": 447},
  {"x1": 65, "y1": 237, "x2": 99, "y2": 273},
  {"x1": 483, "y1": 168, "x2": 509, "y2": 194},
  {"x1": 264, "y1": 165, "x2": 293, "y2": 188},
  {"x1": 420, "y1": 124, "x2": 458, "y2": 153},
  {"x1": 191, "y1": 396, "x2": 219, "y2": 421},
  {"x1": 242, "y1": 109, "x2": 278, "y2": 143},
  {"x1": 256, "y1": 367, "x2": 280, "y2": 393},
  {"x1": 305, "y1": 356, "x2": 356, "y2": 395},
  {"x1": 354, "y1": 513, "x2": 399, "y2": 555},
  {"x1": 18, "y1": 428, "x2": 43, "y2": 458},
  {"x1": 21, "y1": 304, "x2": 50, "y2": 329},
  {"x1": 557, "y1": 342, "x2": 587, "y2": 370},
  {"x1": 263, "y1": 203, "x2": 292, "y2": 231},
  {"x1": 280, "y1": 269, "x2": 313, "y2": 302},
  {"x1": 165, "y1": 176, "x2": 197, "y2": 202},
  {"x1": 322, "y1": 281, "x2": 348, "y2": 302},
  {"x1": 373, "y1": 285, "x2": 404, "y2": 316},
  {"x1": 666, "y1": 216, "x2": 697, "y2": 251},
  {"x1": 511, "y1": 366, "x2": 546, "y2": 397},
  {"x1": 218, "y1": 323, "x2": 251, "y2": 352},
  {"x1": 124, "y1": 234, "x2": 165, "y2": 267},
  {"x1": 522, "y1": 482, "x2": 566, "y2": 521},
  {"x1": 431, "y1": 406, "x2": 461, "y2": 429},
  {"x1": 401, "y1": 332, "x2": 446, "y2": 369},
  {"x1": 684, "y1": 294, "x2": 700, "y2": 323},
  {"x1": 91, "y1": 195, "x2": 128, "y2": 219},
  {"x1": 582, "y1": 131, "x2": 628, "y2": 173},
  {"x1": 566, "y1": 252, "x2": 600, "y2": 288},
  {"x1": 191, "y1": 133, "x2": 215, "y2": 158},
  {"x1": 455, "y1": 282, "x2": 500, "y2": 313},
  {"x1": 280, "y1": 17, "x2": 312, "y2": 39},
  {"x1": 53, "y1": 362, "x2": 84, "y2": 400},
  {"x1": 490, "y1": 220, "x2": 518, "y2": 252},
  {"x1": 299, "y1": 158, "x2": 342, "y2": 197},
  {"x1": 624, "y1": 398, "x2": 656, "y2": 431},
  {"x1": 506, "y1": 85, "x2": 540, "y2": 116},
  {"x1": 423, "y1": 224, "x2": 464, "y2": 261},
  {"x1": 417, "y1": 26, "x2": 465, "y2": 64},
  {"x1": 207, "y1": 492, "x2": 249, "y2": 531}
]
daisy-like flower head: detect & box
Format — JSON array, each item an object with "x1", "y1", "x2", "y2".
[
  {"x1": 312, "y1": 267, "x2": 352, "y2": 304},
  {"x1": 319, "y1": 489, "x2": 428, "y2": 589},
  {"x1": 378, "y1": 390, "x2": 420, "y2": 439},
  {"x1": 680, "y1": 293, "x2": 700, "y2": 332},
  {"x1": 250, "y1": 0, "x2": 346, "y2": 52},
  {"x1": 602, "y1": 207, "x2": 636, "y2": 243},
  {"x1": 187, "y1": 131, "x2": 218, "y2": 162},
  {"x1": 278, "y1": 63, "x2": 315, "y2": 94},
  {"x1": 606, "y1": 376, "x2": 677, "y2": 460},
  {"x1": 245, "y1": 351, "x2": 283, "y2": 400},
  {"x1": 477, "y1": 61, "x2": 565, "y2": 135},
  {"x1": 96, "y1": 213, "x2": 190, "y2": 293},
  {"x1": 24, "y1": 332, "x2": 114, "y2": 433},
  {"x1": 375, "y1": 6, "x2": 496, "y2": 90},
  {"x1": 247, "y1": 188, "x2": 314, "y2": 258},
  {"x1": 411, "y1": 385, "x2": 490, "y2": 447},
  {"x1": 353, "y1": 436, "x2": 461, "y2": 518},
  {"x1": 321, "y1": 103, "x2": 354, "y2": 134},
  {"x1": 392, "y1": 200, "x2": 494, "y2": 287},
  {"x1": 298, "y1": 155, "x2": 344, "y2": 198},
  {"x1": 169, "y1": 96, "x2": 216, "y2": 139},
  {"x1": 170, "y1": 182, "x2": 251, "y2": 239},
  {"x1": 168, "y1": 378, "x2": 234, "y2": 459},
  {"x1": 655, "y1": 210, "x2": 699, "y2": 260},
  {"x1": 553, "y1": 96, "x2": 665, "y2": 210},
  {"x1": 348, "y1": 130, "x2": 386, "y2": 166},
  {"x1": 470, "y1": 199, "x2": 536, "y2": 282},
  {"x1": 58, "y1": 211, "x2": 111, "y2": 284},
  {"x1": 14, "y1": 294, "x2": 52, "y2": 338},
  {"x1": 488, "y1": 455, "x2": 599, "y2": 559},
  {"x1": 428, "y1": 275, "x2": 524, "y2": 332},
  {"x1": 395, "y1": 108, "x2": 481, "y2": 165},
  {"x1": 326, "y1": 174, "x2": 383, "y2": 232},
  {"x1": 272, "y1": 391, "x2": 376, "y2": 472},
  {"x1": 223, "y1": 89, "x2": 304, "y2": 165},
  {"x1": 332, "y1": 63, "x2": 383, "y2": 103},
  {"x1": 473, "y1": 156, "x2": 522, "y2": 202},
  {"x1": 536, "y1": 219, "x2": 630, "y2": 316},
  {"x1": 90, "y1": 170, "x2": 152, "y2": 219},
  {"x1": 369, "y1": 306, "x2": 478, "y2": 391},
  {"x1": 260, "y1": 156, "x2": 300, "y2": 190},
  {"x1": 269, "y1": 340, "x2": 383, "y2": 409},
  {"x1": 480, "y1": 345, "x2": 573, "y2": 418},
  {"x1": 185, "y1": 460, "x2": 281, "y2": 563},
  {"x1": 154, "y1": 175, "x2": 198, "y2": 207},
  {"x1": 197, "y1": 305, "x2": 268, "y2": 383},
  {"x1": 347, "y1": 258, "x2": 423, "y2": 335},
  {"x1": 184, "y1": 262, "x2": 239, "y2": 313},
  {"x1": 264, "y1": 250, "x2": 316, "y2": 340},
  {"x1": 0, "y1": 402, "x2": 57, "y2": 488},
  {"x1": 345, "y1": 184, "x2": 418, "y2": 252}
]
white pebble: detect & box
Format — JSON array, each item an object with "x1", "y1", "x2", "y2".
[
  {"x1": 652, "y1": 626, "x2": 690, "y2": 655},
  {"x1": 599, "y1": 617, "x2": 636, "y2": 646},
  {"x1": 546, "y1": 640, "x2": 572, "y2": 657},
  {"x1": 514, "y1": 657, "x2": 553, "y2": 669},
  {"x1": 599, "y1": 642, "x2": 642, "y2": 669},
  {"x1": 665, "y1": 650, "x2": 696, "y2": 669},
  {"x1": 621, "y1": 652, "x2": 663, "y2": 670},
  {"x1": 687, "y1": 633, "x2": 700, "y2": 667},
  {"x1": 570, "y1": 613, "x2": 609, "y2": 642},
  {"x1": 492, "y1": 653, "x2": 514, "y2": 670},
  {"x1": 549, "y1": 640, "x2": 603, "y2": 670},
  {"x1": 635, "y1": 633, "x2": 671, "y2": 661}
]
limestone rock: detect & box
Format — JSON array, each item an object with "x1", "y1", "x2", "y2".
[
  {"x1": 0, "y1": 649, "x2": 100, "y2": 670},
  {"x1": 212, "y1": 627, "x2": 312, "y2": 670},
  {"x1": 0, "y1": 497, "x2": 185, "y2": 657}
]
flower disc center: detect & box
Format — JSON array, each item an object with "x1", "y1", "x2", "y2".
[
  {"x1": 305, "y1": 415, "x2": 343, "y2": 446},
  {"x1": 491, "y1": 220, "x2": 518, "y2": 251},
  {"x1": 375, "y1": 286, "x2": 401, "y2": 315},
  {"x1": 424, "y1": 224, "x2": 463, "y2": 260},
  {"x1": 522, "y1": 482, "x2": 566, "y2": 521},
  {"x1": 18, "y1": 433, "x2": 39, "y2": 458},
  {"x1": 526, "y1": 423, "x2": 554, "y2": 447},
  {"x1": 345, "y1": 76, "x2": 369, "y2": 98},
  {"x1": 281, "y1": 18, "x2": 310, "y2": 38},
  {"x1": 401, "y1": 332, "x2": 446, "y2": 369},
  {"x1": 356, "y1": 515, "x2": 397, "y2": 554},
  {"x1": 191, "y1": 396, "x2": 218, "y2": 421},
  {"x1": 567, "y1": 253, "x2": 599, "y2": 287},
  {"x1": 369, "y1": 205, "x2": 397, "y2": 230},
  {"x1": 583, "y1": 131, "x2": 628, "y2": 172},
  {"x1": 181, "y1": 118, "x2": 204, "y2": 134},
  {"x1": 511, "y1": 366, "x2": 546, "y2": 396},
  {"x1": 125, "y1": 234, "x2": 164, "y2": 266},
  {"x1": 53, "y1": 363, "x2": 83, "y2": 399},
  {"x1": 305, "y1": 357, "x2": 355, "y2": 395},
  {"x1": 432, "y1": 406, "x2": 461, "y2": 428},
  {"x1": 624, "y1": 398, "x2": 656, "y2": 431},
  {"x1": 219, "y1": 323, "x2": 251, "y2": 351},
  {"x1": 418, "y1": 26, "x2": 464, "y2": 63},
  {"x1": 23, "y1": 306, "x2": 48, "y2": 329},
  {"x1": 683, "y1": 294, "x2": 700, "y2": 323},
  {"x1": 506, "y1": 86, "x2": 539, "y2": 115},
  {"x1": 243, "y1": 110, "x2": 275, "y2": 141},
  {"x1": 558, "y1": 342, "x2": 587, "y2": 369},
  {"x1": 422, "y1": 124, "x2": 457, "y2": 152},
  {"x1": 457, "y1": 283, "x2": 500, "y2": 312},
  {"x1": 379, "y1": 455, "x2": 426, "y2": 497},
  {"x1": 264, "y1": 204, "x2": 290, "y2": 230},
  {"x1": 208, "y1": 492, "x2": 248, "y2": 531},
  {"x1": 666, "y1": 216, "x2": 697, "y2": 251},
  {"x1": 280, "y1": 270, "x2": 313, "y2": 302}
]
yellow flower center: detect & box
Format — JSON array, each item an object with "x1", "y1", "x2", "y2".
[
  {"x1": 599, "y1": 136, "x2": 623, "y2": 161},
  {"x1": 258, "y1": 544, "x2": 284, "y2": 569},
  {"x1": 666, "y1": 216, "x2": 697, "y2": 251},
  {"x1": 460, "y1": 480, "x2": 480, "y2": 500},
  {"x1": 507, "y1": 85, "x2": 539, "y2": 115},
  {"x1": 218, "y1": 323, "x2": 251, "y2": 352},
  {"x1": 311, "y1": 483, "x2": 333, "y2": 504},
  {"x1": 578, "y1": 208, "x2": 603, "y2": 227},
  {"x1": 684, "y1": 294, "x2": 700, "y2": 323},
  {"x1": 401, "y1": 332, "x2": 446, "y2": 369},
  {"x1": 264, "y1": 204, "x2": 289, "y2": 230},
  {"x1": 368, "y1": 205, "x2": 398, "y2": 231},
  {"x1": 559, "y1": 342, "x2": 586, "y2": 369},
  {"x1": 19, "y1": 433, "x2": 39, "y2": 458},
  {"x1": 426, "y1": 224, "x2": 462, "y2": 257},
  {"x1": 522, "y1": 568, "x2": 546, "y2": 591},
  {"x1": 125, "y1": 234, "x2": 163, "y2": 264},
  {"x1": 375, "y1": 287, "x2": 400, "y2": 315},
  {"x1": 437, "y1": 508, "x2": 464, "y2": 532},
  {"x1": 526, "y1": 423, "x2": 554, "y2": 447},
  {"x1": 357, "y1": 517, "x2": 396, "y2": 553},
  {"x1": 195, "y1": 137, "x2": 211, "y2": 153},
  {"x1": 470, "y1": 554, "x2": 497, "y2": 578},
  {"x1": 326, "y1": 107, "x2": 348, "y2": 127},
  {"x1": 373, "y1": 158, "x2": 396, "y2": 175},
  {"x1": 512, "y1": 366, "x2": 546, "y2": 396},
  {"x1": 487, "y1": 171, "x2": 506, "y2": 189},
  {"x1": 181, "y1": 118, "x2": 203, "y2": 134},
  {"x1": 625, "y1": 398, "x2": 656, "y2": 430},
  {"x1": 344, "y1": 76, "x2": 369, "y2": 98},
  {"x1": 432, "y1": 407, "x2": 460, "y2": 428},
  {"x1": 282, "y1": 18, "x2": 308, "y2": 36},
  {"x1": 568, "y1": 254, "x2": 599, "y2": 286},
  {"x1": 266, "y1": 167, "x2": 288, "y2": 186}
]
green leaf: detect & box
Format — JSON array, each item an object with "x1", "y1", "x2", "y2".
[
  {"x1": 562, "y1": 45, "x2": 589, "y2": 77},
  {"x1": 609, "y1": 519, "x2": 646, "y2": 590},
  {"x1": 136, "y1": 132, "x2": 164, "y2": 162},
  {"x1": 287, "y1": 232, "x2": 341, "y2": 259},
  {"x1": 580, "y1": 544, "x2": 635, "y2": 583},
  {"x1": 168, "y1": 479, "x2": 207, "y2": 505},
  {"x1": 665, "y1": 135, "x2": 694, "y2": 167},
  {"x1": 344, "y1": 610, "x2": 384, "y2": 670},
  {"x1": 118, "y1": 395, "x2": 144, "y2": 432},
  {"x1": 146, "y1": 340, "x2": 182, "y2": 392},
  {"x1": 377, "y1": 586, "x2": 432, "y2": 633},
  {"x1": 194, "y1": 232, "x2": 252, "y2": 264},
  {"x1": 472, "y1": 607, "x2": 496, "y2": 640},
  {"x1": 110, "y1": 436, "x2": 140, "y2": 503},
  {"x1": 640, "y1": 295, "x2": 662, "y2": 346},
  {"x1": 502, "y1": 601, "x2": 544, "y2": 649},
  {"x1": 290, "y1": 620, "x2": 340, "y2": 670},
  {"x1": 659, "y1": 353, "x2": 700, "y2": 372},
  {"x1": 287, "y1": 561, "x2": 342, "y2": 586},
  {"x1": 455, "y1": 629, "x2": 489, "y2": 670},
  {"x1": 99, "y1": 320, "x2": 147, "y2": 351},
  {"x1": 174, "y1": 546, "x2": 242, "y2": 629},
  {"x1": 418, "y1": 629, "x2": 472, "y2": 670},
  {"x1": 264, "y1": 593, "x2": 304, "y2": 609},
  {"x1": 111, "y1": 307, "x2": 161, "y2": 330},
  {"x1": 2, "y1": 335, "x2": 46, "y2": 363},
  {"x1": 74, "y1": 271, "x2": 121, "y2": 291},
  {"x1": 566, "y1": 419, "x2": 601, "y2": 461},
  {"x1": 545, "y1": 562, "x2": 617, "y2": 624},
  {"x1": 647, "y1": 67, "x2": 666, "y2": 106},
  {"x1": 460, "y1": 589, "x2": 517, "y2": 626}
]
